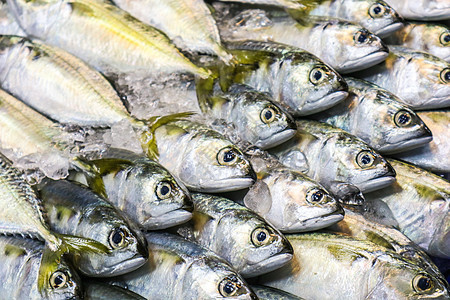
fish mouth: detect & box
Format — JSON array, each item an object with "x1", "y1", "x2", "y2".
[
  {"x1": 340, "y1": 51, "x2": 389, "y2": 73},
  {"x1": 195, "y1": 177, "x2": 255, "y2": 193},
  {"x1": 299, "y1": 91, "x2": 349, "y2": 116},
  {"x1": 143, "y1": 208, "x2": 192, "y2": 230},
  {"x1": 241, "y1": 252, "x2": 293, "y2": 278},
  {"x1": 256, "y1": 129, "x2": 296, "y2": 150},
  {"x1": 281, "y1": 208, "x2": 345, "y2": 233},
  {"x1": 357, "y1": 176, "x2": 396, "y2": 193},
  {"x1": 90, "y1": 254, "x2": 147, "y2": 277},
  {"x1": 374, "y1": 22, "x2": 404, "y2": 38},
  {"x1": 379, "y1": 135, "x2": 433, "y2": 155}
]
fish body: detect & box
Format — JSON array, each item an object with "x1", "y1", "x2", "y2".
[
  {"x1": 218, "y1": 0, "x2": 306, "y2": 10},
  {"x1": 39, "y1": 179, "x2": 148, "y2": 277},
  {"x1": 394, "y1": 110, "x2": 450, "y2": 173},
  {"x1": 217, "y1": 7, "x2": 389, "y2": 73},
  {"x1": 85, "y1": 282, "x2": 146, "y2": 300},
  {"x1": 312, "y1": 77, "x2": 433, "y2": 154},
  {"x1": 257, "y1": 232, "x2": 450, "y2": 299},
  {"x1": 365, "y1": 159, "x2": 450, "y2": 259},
  {"x1": 385, "y1": 22, "x2": 450, "y2": 62},
  {"x1": 178, "y1": 193, "x2": 293, "y2": 277},
  {"x1": 252, "y1": 285, "x2": 304, "y2": 299},
  {"x1": 384, "y1": 0, "x2": 450, "y2": 21},
  {"x1": 6, "y1": 0, "x2": 210, "y2": 77},
  {"x1": 0, "y1": 1, "x2": 25, "y2": 36},
  {"x1": 355, "y1": 46, "x2": 450, "y2": 109},
  {"x1": 107, "y1": 232, "x2": 257, "y2": 299},
  {"x1": 112, "y1": 0, "x2": 232, "y2": 63},
  {"x1": 269, "y1": 120, "x2": 396, "y2": 193}
]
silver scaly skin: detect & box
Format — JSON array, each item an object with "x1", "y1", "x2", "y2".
[
  {"x1": 304, "y1": 0, "x2": 404, "y2": 38},
  {"x1": 107, "y1": 232, "x2": 257, "y2": 299},
  {"x1": 365, "y1": 159, "x2": 450, "y2": 259},
  {"x1": 257, "y1": 232, "x2": 450, "y2": 300},
  {"x1": 6, "y1": 0, "x2": 210, "y2": 77},
  {"x1": 269, "y1": 120, "x2": 396, "y2": 194},
  {"x1": 0, "y1": 0, "x2": 25, "y2": 36},
  {"x1": 355, "y1": 46, "x2": 450, "y2": 110},
  {"x1": 39, "y1": 179, "x2": 149, "y2": 277},
  {"x1": 177, "y1": 193, "x2": 293, "y2": 277},
  {"x1": 384, "y1": 0, "x2": 450, "y2": 21},
  {"x1": 394, "y1": 110, "x2": 450, "y2": 173},
  {"x1": 111, "y1": 0, "x2": 232, "y2": 63},
  {"x1": 385, "y1": 22, "x2": 450, "y2": 62},
  {"x1": 251, "y1": 285, "x2": 304, "y2": 299},
  {"x1": 216, "y1": 6, "x2": 389, "y2": 73},
  {"x1": 218, "y1": 0, "x2": 306, "y2": 10},
  {"x1": 242, "y1": 147, "x2": 344, "y2": 232},
  {"x1": 311, "y1": 77, "x2": 433, "y2": 154},
  {"x1": 84, "y1": 282, "x2": 146, "y2": 300}
]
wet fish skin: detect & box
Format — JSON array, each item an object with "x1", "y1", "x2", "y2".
[
  {"x1": 39, "y1": 179, "x2": 149, "y2": 277},
  {"x1": 84, "y1": 282, "x2": 146, "y2": 300},
  {"x1": 107, "y1": 232, "x2": 257, "y2": 299},
  {"x1": 355, "y1": 46, "x2": 450, "y2": 110},
  {"x1": 385, "y1": 22, "x2": 450, "y2": 62},
  {"x1": 178, "y1": 193, "x2": 293, "y2": 277},
  {"x1": 365, "y1": 159, "x2": 450, "y2": 259},
  {"x1": 257, "y1": 232, "x2": 450, "y2": 299},
  {"x1": 0, "y1": 1, "x2": 25, "y2": 36},
  {"x1": 311, "y1": 77, "x2": 433, "y2": 154},
  {"x1": 269, "y1": 120, "x2": 396, "y2": 194},
  {"x1": 384, "y1": 0, "x2": 450, "y2": 21},
  {"x1": 217, "y1": 7, "x2": 389, "y2": 73},
  {"x1": 6, "y1": 0, "x2": 210, "y2": 77},
  {"x1": 0, "y1": 236, "x2": 82, "y2": 300},
  {"x1": 252, "y1": 285, "x2": 304, "y2": 299},
  {"x1": 218, "y1": 0, "x2": 306, "y2": 10}
]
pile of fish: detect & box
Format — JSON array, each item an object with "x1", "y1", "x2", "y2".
[{"x1": 0, "y1": 0, "x2": 448, "y2": 299}]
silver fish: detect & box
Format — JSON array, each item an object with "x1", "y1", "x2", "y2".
[
  {"x1": 6, "y1": 0, "x2": 210, "y2": 77},
  {"x1": 252, "y1": 285, "x2": 304, "y2": 300},
  {"x1": 107, "y1": 232, "x2": 257, "y2": 299},
  {"x1": 394, "y1": 110, "x2": 450, "y2": 173},
  {"x1": 218, "y1": 0, "x2": 306, "y2": 10},
  {"x1": 365, "y1": 159, "x2": 450, "y2": 259},
  {"x1": 216, "y1": 7, "x2": 389, "y2": 73},
  {"x1": 257, "y1": 232, "x2": 450, "y2": 299},
  {"x1": 85, "y1": 282, "x2": 146, "y2": 300},
  {"x1": 311, "y1": 77, "x2": 433, "y2": 154},
  {"x1": 385, "y1": 22, "x2": 450, "y2": 62},
  {"x1": 0, "y1": 0, "x2": 25, "y2": 36},
  {"x1": 384, "y1": 0, "x2": 450, "y2": 21},
  {"x1": 178, "y1": 193, "x2": 293, "y2": 277},
  {"x1": 355, "y1": 46, "x2": 450, "y2": 110},
  {"x1": 269, "y1": 120, "x2": 396, "y2": 193}
]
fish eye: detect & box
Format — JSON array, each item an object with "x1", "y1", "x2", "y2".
[
  {"x1": 156, "y1": 181, "x2": 172, "y2": 199},
  {"x1": 219, "y1": 277, "x2": 241, "y2": 297},
  {"x1": 354, "y1": 30, "x2": 370, "y2": 44},
  {"x1": 251, "y1": 227, "x2": 272, "y2": 247},
  {"x1": 440, "y1": 32, "x2": 450, "y2": 46},
  {"x1": 217, "y1": 147, "x2": 240, "y2": 166},
  {"x1": 394, "y1": 110, "x2": 412, "y2": 127},
  {"x1": 413, "y1": 274, "x2": 434, "y2": 293},
  {"x1": 369, "y1": 3, "x2": 386, "y2": 18},
  {"x1": 309, "y1": 67, "x2": 326, "y2": 85},
  {"x1": 356, "y1": 151, "x2": 376, "y2": 168},
  {"x1": 260, "y1": 106, "x2": 277, "y2": 124},
  {"x1": 440, "y1": 68, "x2": 450, "y2": 84},
  {"x1": 49, "y1": 271, "x2": 68, "y2": 289},
  {"x1": 109, "y1": 228, "x2": 128, "y2": 249},
  {"x1": 306, "y1": 188, "x2": 327, "y2": 204}
]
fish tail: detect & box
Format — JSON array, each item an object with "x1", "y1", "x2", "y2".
[
  {"x1": 194, "y1": 65, "x2": 212, "y2": 79},
  {"x1": 214, "y1": 44, "x2": 235, "y2": 65},
  {"x1": 70, "y1": 157, "x2": 107, "y2": 198}
]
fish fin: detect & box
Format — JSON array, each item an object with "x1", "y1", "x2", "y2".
[
  {"x1": 70, "y1": 157, "x2": 107, "y2": 198},
  {"x1": 365, "y1": 231, "x2": 396, "y2": 252},
  {"x1": 191, "y1": 212, "x2": 213, "y2": 234}
]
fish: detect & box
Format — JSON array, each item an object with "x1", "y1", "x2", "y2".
[
  {"x1": 39, "y1": 179, "x2": 149, "y2": 277},
  {"x1": 216, "y1": 7, "x2": 389, "y2": 73},
  {"x1": 107, "y1": 232, "x2": 257, "y2": 299},
  {"x1": 269, "y1": 120, "x2": 396, "y2": 193},
  {"x1": 210, "y1": 40, "x2": 348, "y2": 116},
  {"x1": 384, "y1": 0, "x2": 450, "y2": 21},
  {"x1": 0, "y1": 235, "x2": 82, "y2": 300},
  {"x1": 6, "y1": 0, "x2": 210, "y2": 77},
  {"x1": 365, "y1": 159, "x2": 450, "y2": 259},
  {"x1": 385, "y1": 22, "x2": 450, "y2": 62},
  {"x1": 355, "y1": 46, "x2": 450, "y2": 110},
  {"x1": 196, "y1": 83, "x2": 297, "y2": 149},
  {"x1": 257, "y1": 232, "x2": 450, "y2": 299},
  {"x1": 177, "y1": 193, "x2": 293, "y2": 277},
  {"x1": 217, "y1": 0, "x2": 306, "y2": 10},
  {"x1": 394, "y1": 110, "x2": 450, "y2": 173},
  {"x1": 0, "y1": 0, "x2": 25, "y2": 36},
  {"x1": 240, "y1": 147, "x2": 345, "y2": 232},
  {"x1": 251, "y1": 285, "x2": 304, "y2": 299},
  {"x1": 111, "y1": 0, "x2": 232, "y2": 63},
  {"x1": 311, "y1": 77, "x2": 433, "y2": 154},
  {"x1": 85, "y1": 282, "x2": 146, "y2": 300}
]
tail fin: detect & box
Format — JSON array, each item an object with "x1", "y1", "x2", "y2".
[{"x1": 71, "y1": 157, "x2": 108, "y2": 198}]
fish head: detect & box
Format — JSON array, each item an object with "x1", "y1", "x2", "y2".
[
  {"x1": 183, "y1": 258, "x2": 256, "y2": 299},
  {"x1": 178, "y1": 132, "x2": 256, "y2": 192},
  {"x1": 43, "y1": 257, "x2": 83, "y2": 300},
  {"x1": 75, "y1": 206, "x2": 148, "y2": 277},
  {"x1": 414, "y1": 24, "x2": 450, "y2": 62},
  {"x1": 401, "y1": 0, "x2": 450, "y2": 20},
  {"x1": 215, "y1": 210, "x2": 293, "y2": 277},
  {"x1": 230, "y1": 89, "x2": 296, "y2": 149},
  {"x1": 279, "y1": 52, "x2": 348, "y2": 115}
]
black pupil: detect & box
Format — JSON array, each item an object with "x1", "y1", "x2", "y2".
[
  {"x1": 398, "y1": 114, "x2": 410, "y2": 125},
  {"x1": 444, "y1": 34, "x2": 450, "y2": 43},
  {"x1": 223, "y1": 151, "x2": 236, "y2": 163},
  {"x1": 161, "y1": 185, "x2": 170, "y2": 195},
  {"x1": 312, "y1": 191, "x2": 324, "y2": 202},
  {"x1": 445, "y1": 71, "x2": 450, "y2": 81},
  {"x1": 314, "y1": 70, "x2": 322, "y2": 81},
  {"x1": 112, "y1": 231, "x2": 123, "y2": 245},
  {"x1": 418, "y1": 277, "x2": 431, "y2": 290},
  {"x1": 361, "y1": 154, "x2": 372, "y2": 165},
  {"x1": 224, "y1": 282, "x2": 236, "y2": 295},
  {"x1": 257, "y1": 231, "x2": 267, "y2": 242},
  {"x1": 264, "y1": 109, "x2": 273, "y2": 120},
  {"x1": 373, "y1": 6, "x2": 381, "y2": 14},
  {"x1": 54, "y1": 275, "x2": 64, "y2": 287},
  {"x1": 358, "y1": 32, "x2": 368, "y2": 43}
]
